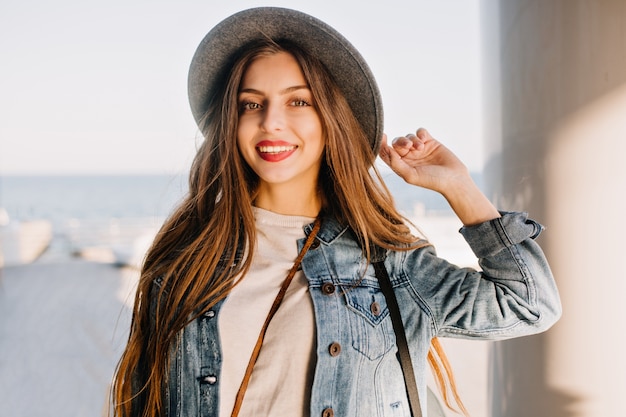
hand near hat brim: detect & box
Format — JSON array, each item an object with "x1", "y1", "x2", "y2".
[
  {"x1": 379, "y1": 128, "x2": 465, "y2": 192},
  {"x1": 379, "y1": 128, "x2": 500, "y2": 225}
]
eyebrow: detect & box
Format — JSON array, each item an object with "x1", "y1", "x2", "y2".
[{"x1": 238, "y1": 85, "x2": 310, "y2": 96}]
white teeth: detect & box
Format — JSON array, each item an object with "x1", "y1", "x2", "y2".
[{"x1": 257, "y1": 145, "x2": 296, "y2": 154}]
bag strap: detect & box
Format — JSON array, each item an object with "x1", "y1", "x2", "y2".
[
  {"x1": 231, "y1": 217, "x2": 322, "y2": 417},
  {"x1": 373, "y1": 260, "x2": 423, "y2": 417}
]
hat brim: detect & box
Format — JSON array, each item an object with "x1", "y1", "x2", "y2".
[{"x1": 188, "y1": 7, "x2": 383, "y2": 152}]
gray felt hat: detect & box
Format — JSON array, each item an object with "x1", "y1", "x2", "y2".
[{"x1": 188, "y1": 7, "x2": 383, "y2": 152}]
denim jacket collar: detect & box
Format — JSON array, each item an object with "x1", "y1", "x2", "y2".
[
  {"x1": 303, "y1": 214, "x2": 349, "y2": 245},
  {"x1": 304, "y1": 215, "x2": 388, "y2": 264}
]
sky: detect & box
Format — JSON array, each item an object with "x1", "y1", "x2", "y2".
[{"x1": 0, "y1": 0, "x2": 483, "y2": 175}]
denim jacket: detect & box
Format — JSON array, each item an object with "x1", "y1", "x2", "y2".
[{"x1": 155, "y1": 211, "x2": 561, "y2": 417}]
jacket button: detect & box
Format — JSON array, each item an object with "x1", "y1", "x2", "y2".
[
  {"x1": 203, "y1": 310, "x2": 216, "y2": 319},
  {"x1": 329, "y1": 342, "x2": 341, "y2": 357},
  {"x1": 310, "y1": 239, "x2": 321, "y2": 249},
  {"x1": 322, "y1": 407, "x2": 334, "y2": 417},
  {"x1": 202, "y1": 375, "x2": 217, "y2": 385},
  {"x1": 321, "y1": 283, "x2": 335, "y2": 295},
  {"x1": 370, "y1": 302, "x2": 381, "y2": 316}
]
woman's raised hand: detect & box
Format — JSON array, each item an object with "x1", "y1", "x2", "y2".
[
  {"x1": 378, "y1": 128, "x2": 468, "y2": 193},
  {"x1": 378, "y1": 128, "x2": 500, "y2": 226}
]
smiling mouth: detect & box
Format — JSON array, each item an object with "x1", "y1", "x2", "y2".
[{"x1": 257, "y1": 145, "x2": 298, "y2": 154}]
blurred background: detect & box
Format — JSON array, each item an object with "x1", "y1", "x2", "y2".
[{"x1": 1, "y1": 1, "x2": 624, "y2": 416}]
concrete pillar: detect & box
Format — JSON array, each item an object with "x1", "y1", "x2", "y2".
[{"x1": 482, "y1": 1, "x2": 626, "y2": 416}]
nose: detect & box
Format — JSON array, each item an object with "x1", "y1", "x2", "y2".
[{"x1": 261, "y1": 102, "x2": 284, "y2": 132}]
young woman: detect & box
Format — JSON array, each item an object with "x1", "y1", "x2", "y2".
[{"x1": 112, "y1": 7, "x2": 561, "y2": 417}]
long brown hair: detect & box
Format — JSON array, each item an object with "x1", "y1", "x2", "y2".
[{"x1": 112, "y1": 39, "x2": 467, "y2": 416}]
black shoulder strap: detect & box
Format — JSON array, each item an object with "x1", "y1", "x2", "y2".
[{"x1": 373, "y1": 261, "x2": 423, "y2": 417}]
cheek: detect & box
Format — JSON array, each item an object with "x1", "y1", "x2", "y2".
[
  {"x1": 235, "y1": 141, "x2": 255, "y2": 175},
  {"x1": 236, "y1": 121, "x2": 253, "y2": 151},
  {"x1": 235, "y1": 131, "x2": 254, "y2": 170},
  {"x1": 309, "y1": 118, "x2": 325, "y2": 152},
  {"x1": 296, "y1": 113, "x2": 323, "y2": 141}
]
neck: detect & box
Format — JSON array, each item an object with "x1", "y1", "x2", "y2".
[{"x1": 254, "y1": 181, "x2": 321, "y2": 217}]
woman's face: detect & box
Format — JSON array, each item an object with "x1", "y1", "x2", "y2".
[{"x1": 236, "y1": 51, "x2": 324, "y2": 194}]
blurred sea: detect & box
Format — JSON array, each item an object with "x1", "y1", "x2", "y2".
[
  {"x1": 0, "y1": 172, "x2": 479, "y2": 262},
  {"x1": 0, "y1": 174, "x2": 188, "y2": 261},
  {"x1": 1, "y1": 175, "x2": 187, "y2": 224}
]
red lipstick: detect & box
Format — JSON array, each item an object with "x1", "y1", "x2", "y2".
[{"x1": 256, "y1": 140, "x2": 298, "y2": 162}]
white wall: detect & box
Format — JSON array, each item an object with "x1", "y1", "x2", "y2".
[{"x1": 483, "y1": 1, "x2": 626, "y2": 416}]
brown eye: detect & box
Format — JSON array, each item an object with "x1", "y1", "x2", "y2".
[
  {"x1": 291, "y1": 98, "x2": 311, "y2": 107},
  {"x1": 241, "y1": 101, "x2": 262, "y2": 111}
]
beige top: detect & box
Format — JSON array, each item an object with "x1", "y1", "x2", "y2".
[{"x1": 218, "y1": 207, "x2": 316, "y2": 417}]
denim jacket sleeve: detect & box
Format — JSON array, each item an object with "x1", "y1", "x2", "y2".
[{"x1": 397, "y1": 211, "x2": 562, "y2": 340}]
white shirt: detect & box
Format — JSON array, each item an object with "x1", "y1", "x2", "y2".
[{"x1": 218, "y1": 207, "x2": 316, "y2": 417}]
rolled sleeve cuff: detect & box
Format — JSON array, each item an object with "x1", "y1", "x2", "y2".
[{"x1": 459, "y1": 211, "x2": 545, "y2": 258}]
